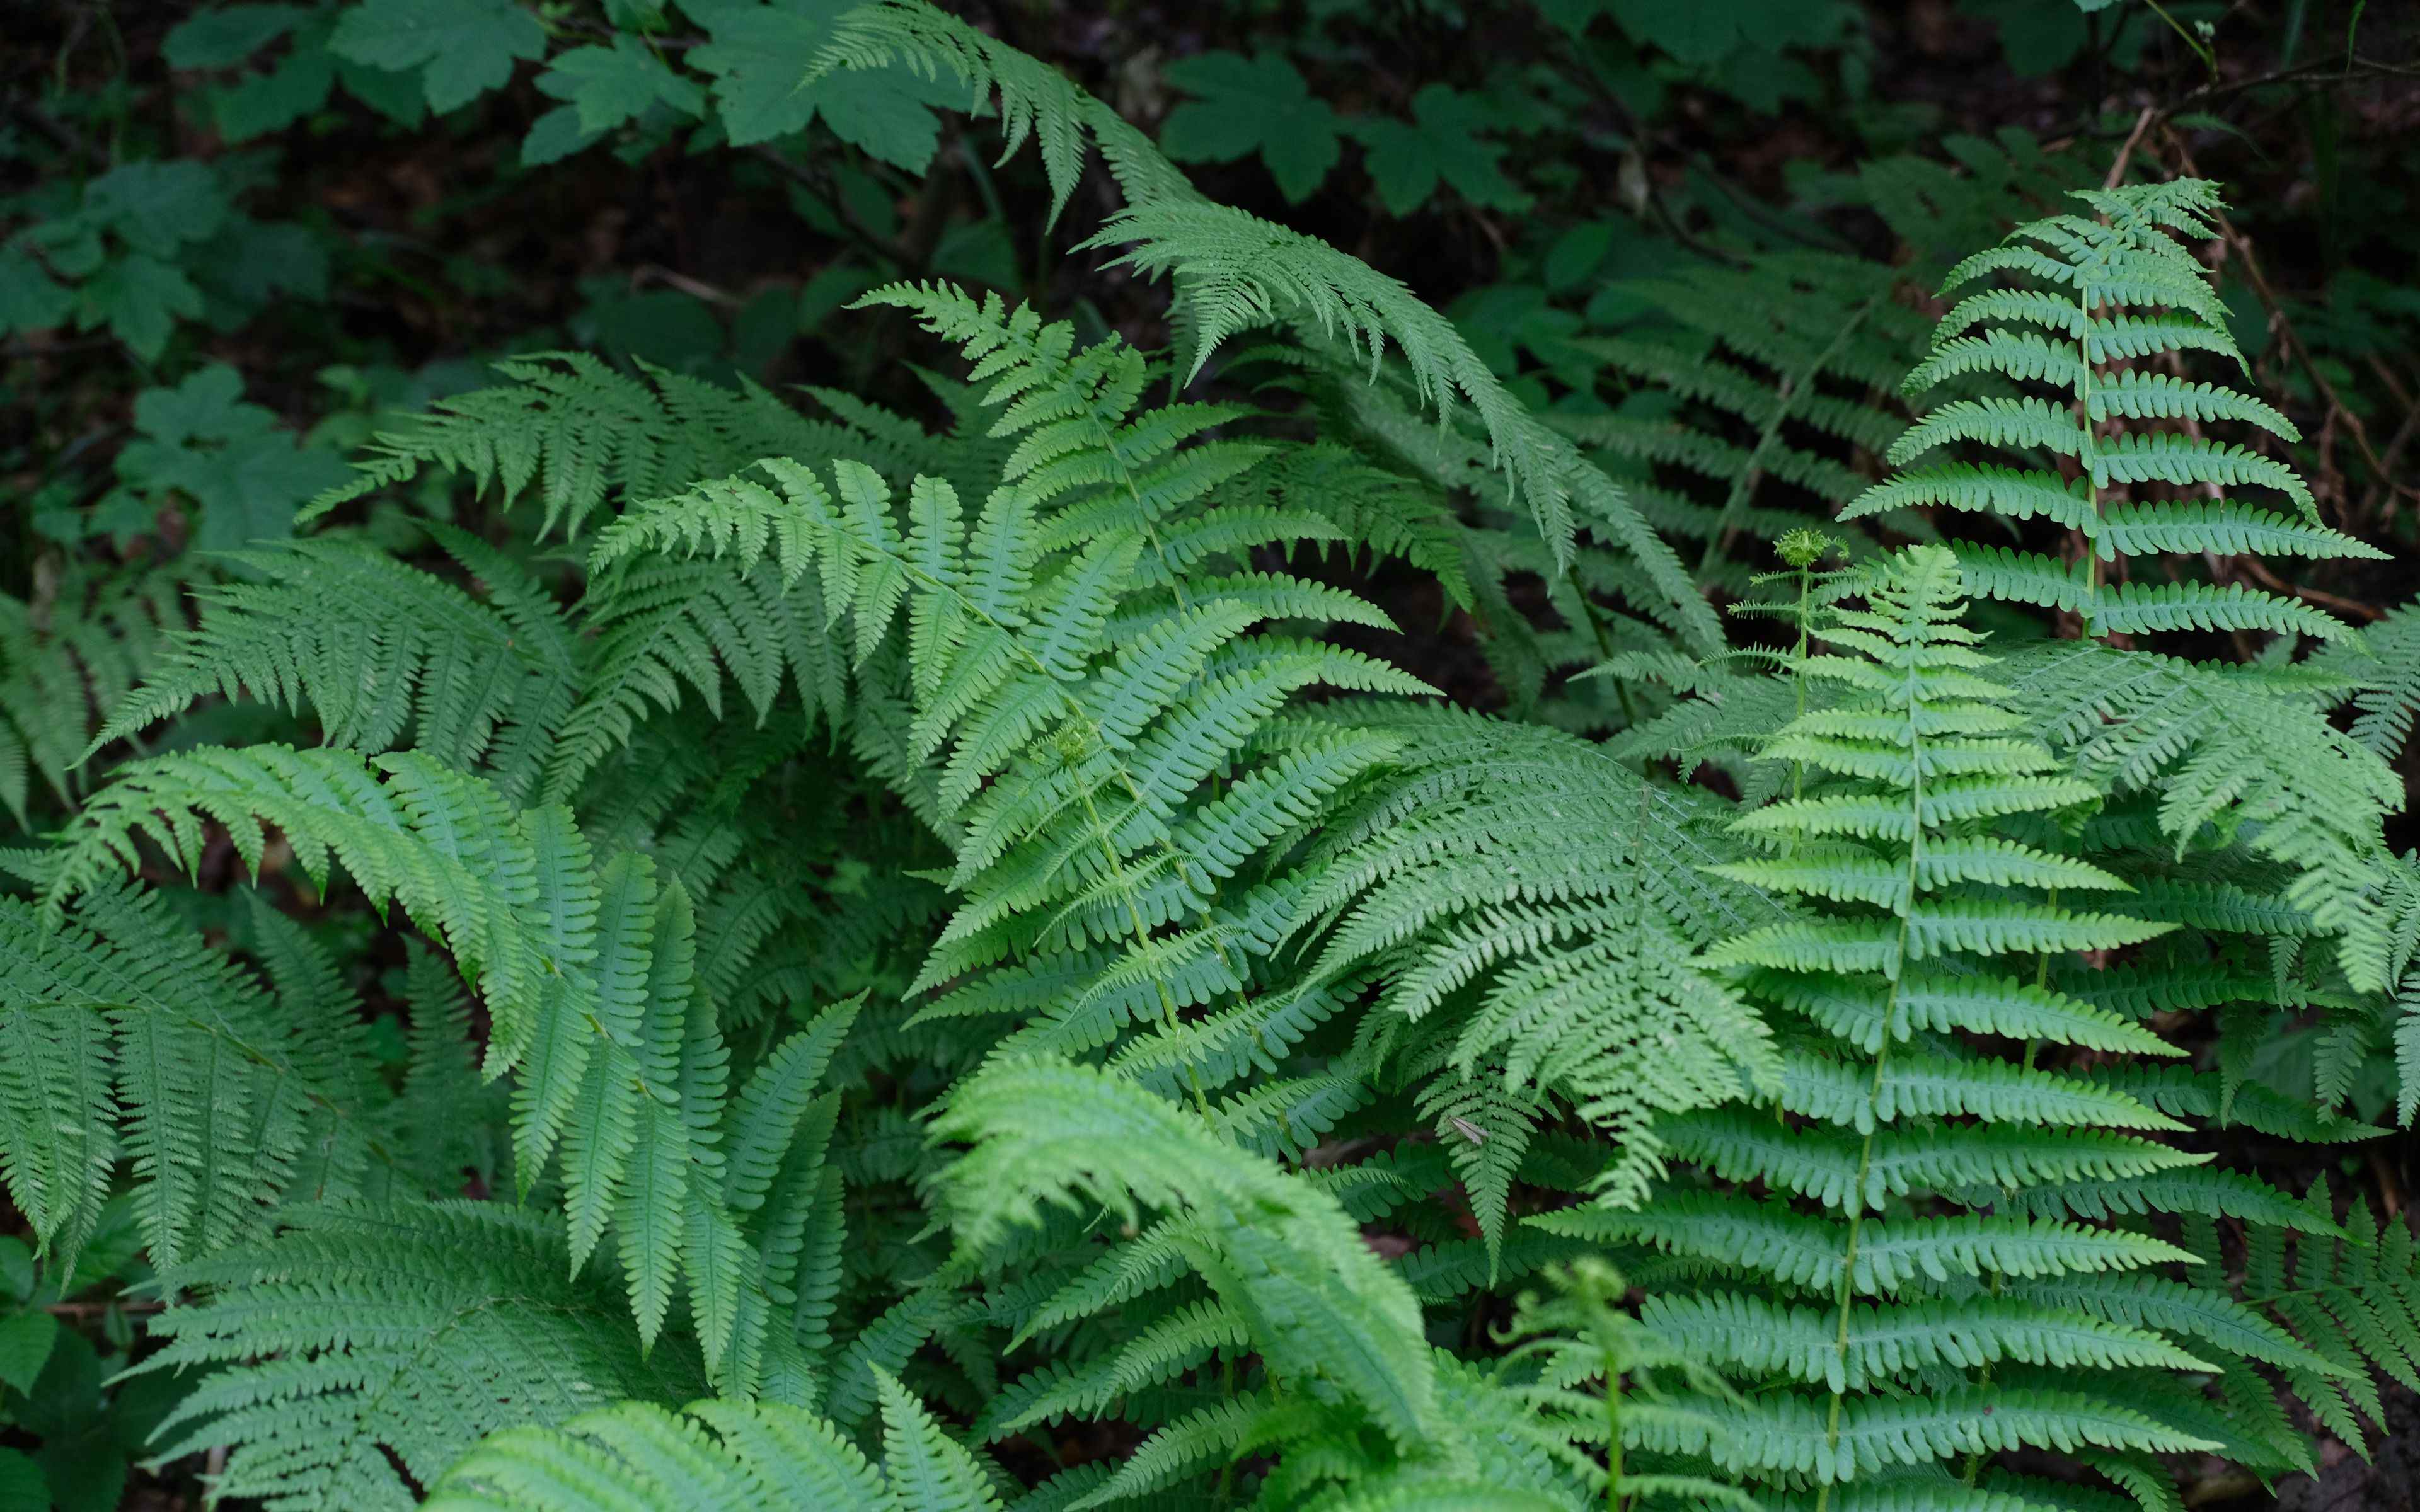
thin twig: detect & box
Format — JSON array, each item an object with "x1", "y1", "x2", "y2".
[{"x1": 2102, "y1": 106, "x2": 2158, "y2": 190}]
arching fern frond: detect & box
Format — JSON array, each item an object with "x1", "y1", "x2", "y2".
[
  {"x1": 0, "y1": 882, "x2": 461, "y2": 1274},
  {"x1": 304, "y1": 352, "x2": 902, "y2": 541},
  {"x1": 934, "y1": 1057, "x2": 1438, "y2": 1447},
  {"x1": 812, "y1": 0, "x2": 1719, "y2": 612},
  {"x1": 40, "y1": 749, "x2": 821, "y2": 1382}
]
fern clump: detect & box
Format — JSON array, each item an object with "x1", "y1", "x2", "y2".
[{"x1": 6, "y1": 0, "x2": 2413, "y2": 1494}]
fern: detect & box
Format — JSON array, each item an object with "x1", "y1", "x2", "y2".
[
  {"x1": 88, "y1": 524, "x2": 578, "y2": 802},
  {"x1": 0, "y1": 879, "x2": 459, "y2": 1273},
  {"x1": 2319, "y1": 593, "x2": 2420, "y2": 762},
  {"x1": 0, "y1": 561, "x2": 183, "y2": 827},
  {"x1": 132, "y1": 1201, "x2": 705, "y2": 1511},
  {"x1": 1286, "y1": 706, "x2": 1783, "y2": 1237},
  {"x1": 1581, "y1": 546, "x2": 2262, "y2": 1503},
  {"x1": 1995, "y1": 639, "x2": 2406, "y2": 1042},
  {"x1": 428, "y1": 1379, "x2": 1001, "y2": 1512},
  {"x1": 811, "y1": 0, "x2": 1725, "y2": 643},
  {"x1": 927, "y1": 1057, "x2": 1599, "y2": 1508},
  {"x1": 1842, "y1": 178, "x2": 2385, "y2": 642},
  {"x1": 43, "y1": 748, "x2": 849, "y2": 1390},
  {"x1": 1560, "y1": 251, "x2": 1933, "y2": 587},
  {"x1": 303, "y1": 352, "x2": 902, "y2": 541}
]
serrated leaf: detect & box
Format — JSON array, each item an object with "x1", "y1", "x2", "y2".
[
  {"x1": 1159, "y1": 52, "x2": 1342, "y2": 203},
  {"x1": 1349, "y1": 85, "x2": 1528, "y2": 216},
  {"x1": 329, "y1": 0, "x2": 545, "y2": 114},
  {"x1": 536, "y1": 36, "x2": 705, "y2": 134}
]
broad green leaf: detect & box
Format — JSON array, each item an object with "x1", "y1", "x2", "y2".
[
  {"x1": 0, "y1": 1309, "x2": 59, "y2": 1395},
  {"x1": 689, "y1": 0, "x2": 952, "y2": 168},
  {"x1": 1349, "y1": 86, "x2": 1528, "y2": 217},
  {"x1": 75, "y1": 255, "x2": 203, "y2": 360},
  {"x1": 329, "y1": 0, "x2": 546, "y2": 113},
  {"x1": 0, "y1": 245, "x2": 72, "y2": 334},
  {"x1": 1159, "y1": 51, "x2": 1343, "y2": 203},
  {"x1": 536, "y1": 35, "x2": 705, "y2": 134},
  {"x1": 163, "y1": 4, "x2": 308, "y2": 71}
]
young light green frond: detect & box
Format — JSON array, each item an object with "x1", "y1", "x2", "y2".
[{"x1": 874, "y1": 1369, "x2": 1009, "y2": 1512}]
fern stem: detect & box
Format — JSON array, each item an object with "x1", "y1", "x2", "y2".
[
  {"x1": 1606, "y1": 1344, "x2": 1625, "y2": 1512},
  {"x1": 1816, "y1": 629, "x2": 1928, "y2": 1511},
  {"x1": 2075, "y1": 267, "x2": 2102, "y2": 638},
  {"x1": 1075, "y1": 779, "x2": 1214, "y2": 1120}
]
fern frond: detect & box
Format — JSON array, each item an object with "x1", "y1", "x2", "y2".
[
  {"x1": 91, "y1": 526, "x2": 579, "y2": 801},
  {"x1": 137, "y1": 1201, "x2": 705, "y2": 1512},
  {"x1": 0, "y1": 562, "x2": 183, "y2": 825},
  {"x1": 932, "y1": 1056, "x2": 1439, "y2": 1446},
  {"x1": 1849, "y1": 178, "x2": 2341, "y2": 651}
]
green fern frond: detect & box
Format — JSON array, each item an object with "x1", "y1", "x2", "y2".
[
  {"x1": 0, "y1": 561, "x2": 183, "y2": 825},
  {"x1": 304, "y1": 352, "x2": 894, "y2": 540},
  {"x1": 2319, "y1": 595, "x2": 2420, "y2": 760},
  {"x1": 135, "y1": 1201, "x2": 705, "y2": 1512},
  {"x1": 1850, "y1": 178, "x2": 2340, "y2": 648},
  {"x1": 1625, "y1": 546, "x2": 2260, "y2": 1500},
  {"x1": 89, "y1": 525, "x2": 579, "y2": 801},
  {"x1": 932, "y1": 1056, "x2": 1439, "y2": 1446},
  {"x1": 0, "y1": 883, "x2": 456, "y2": 1271}
]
